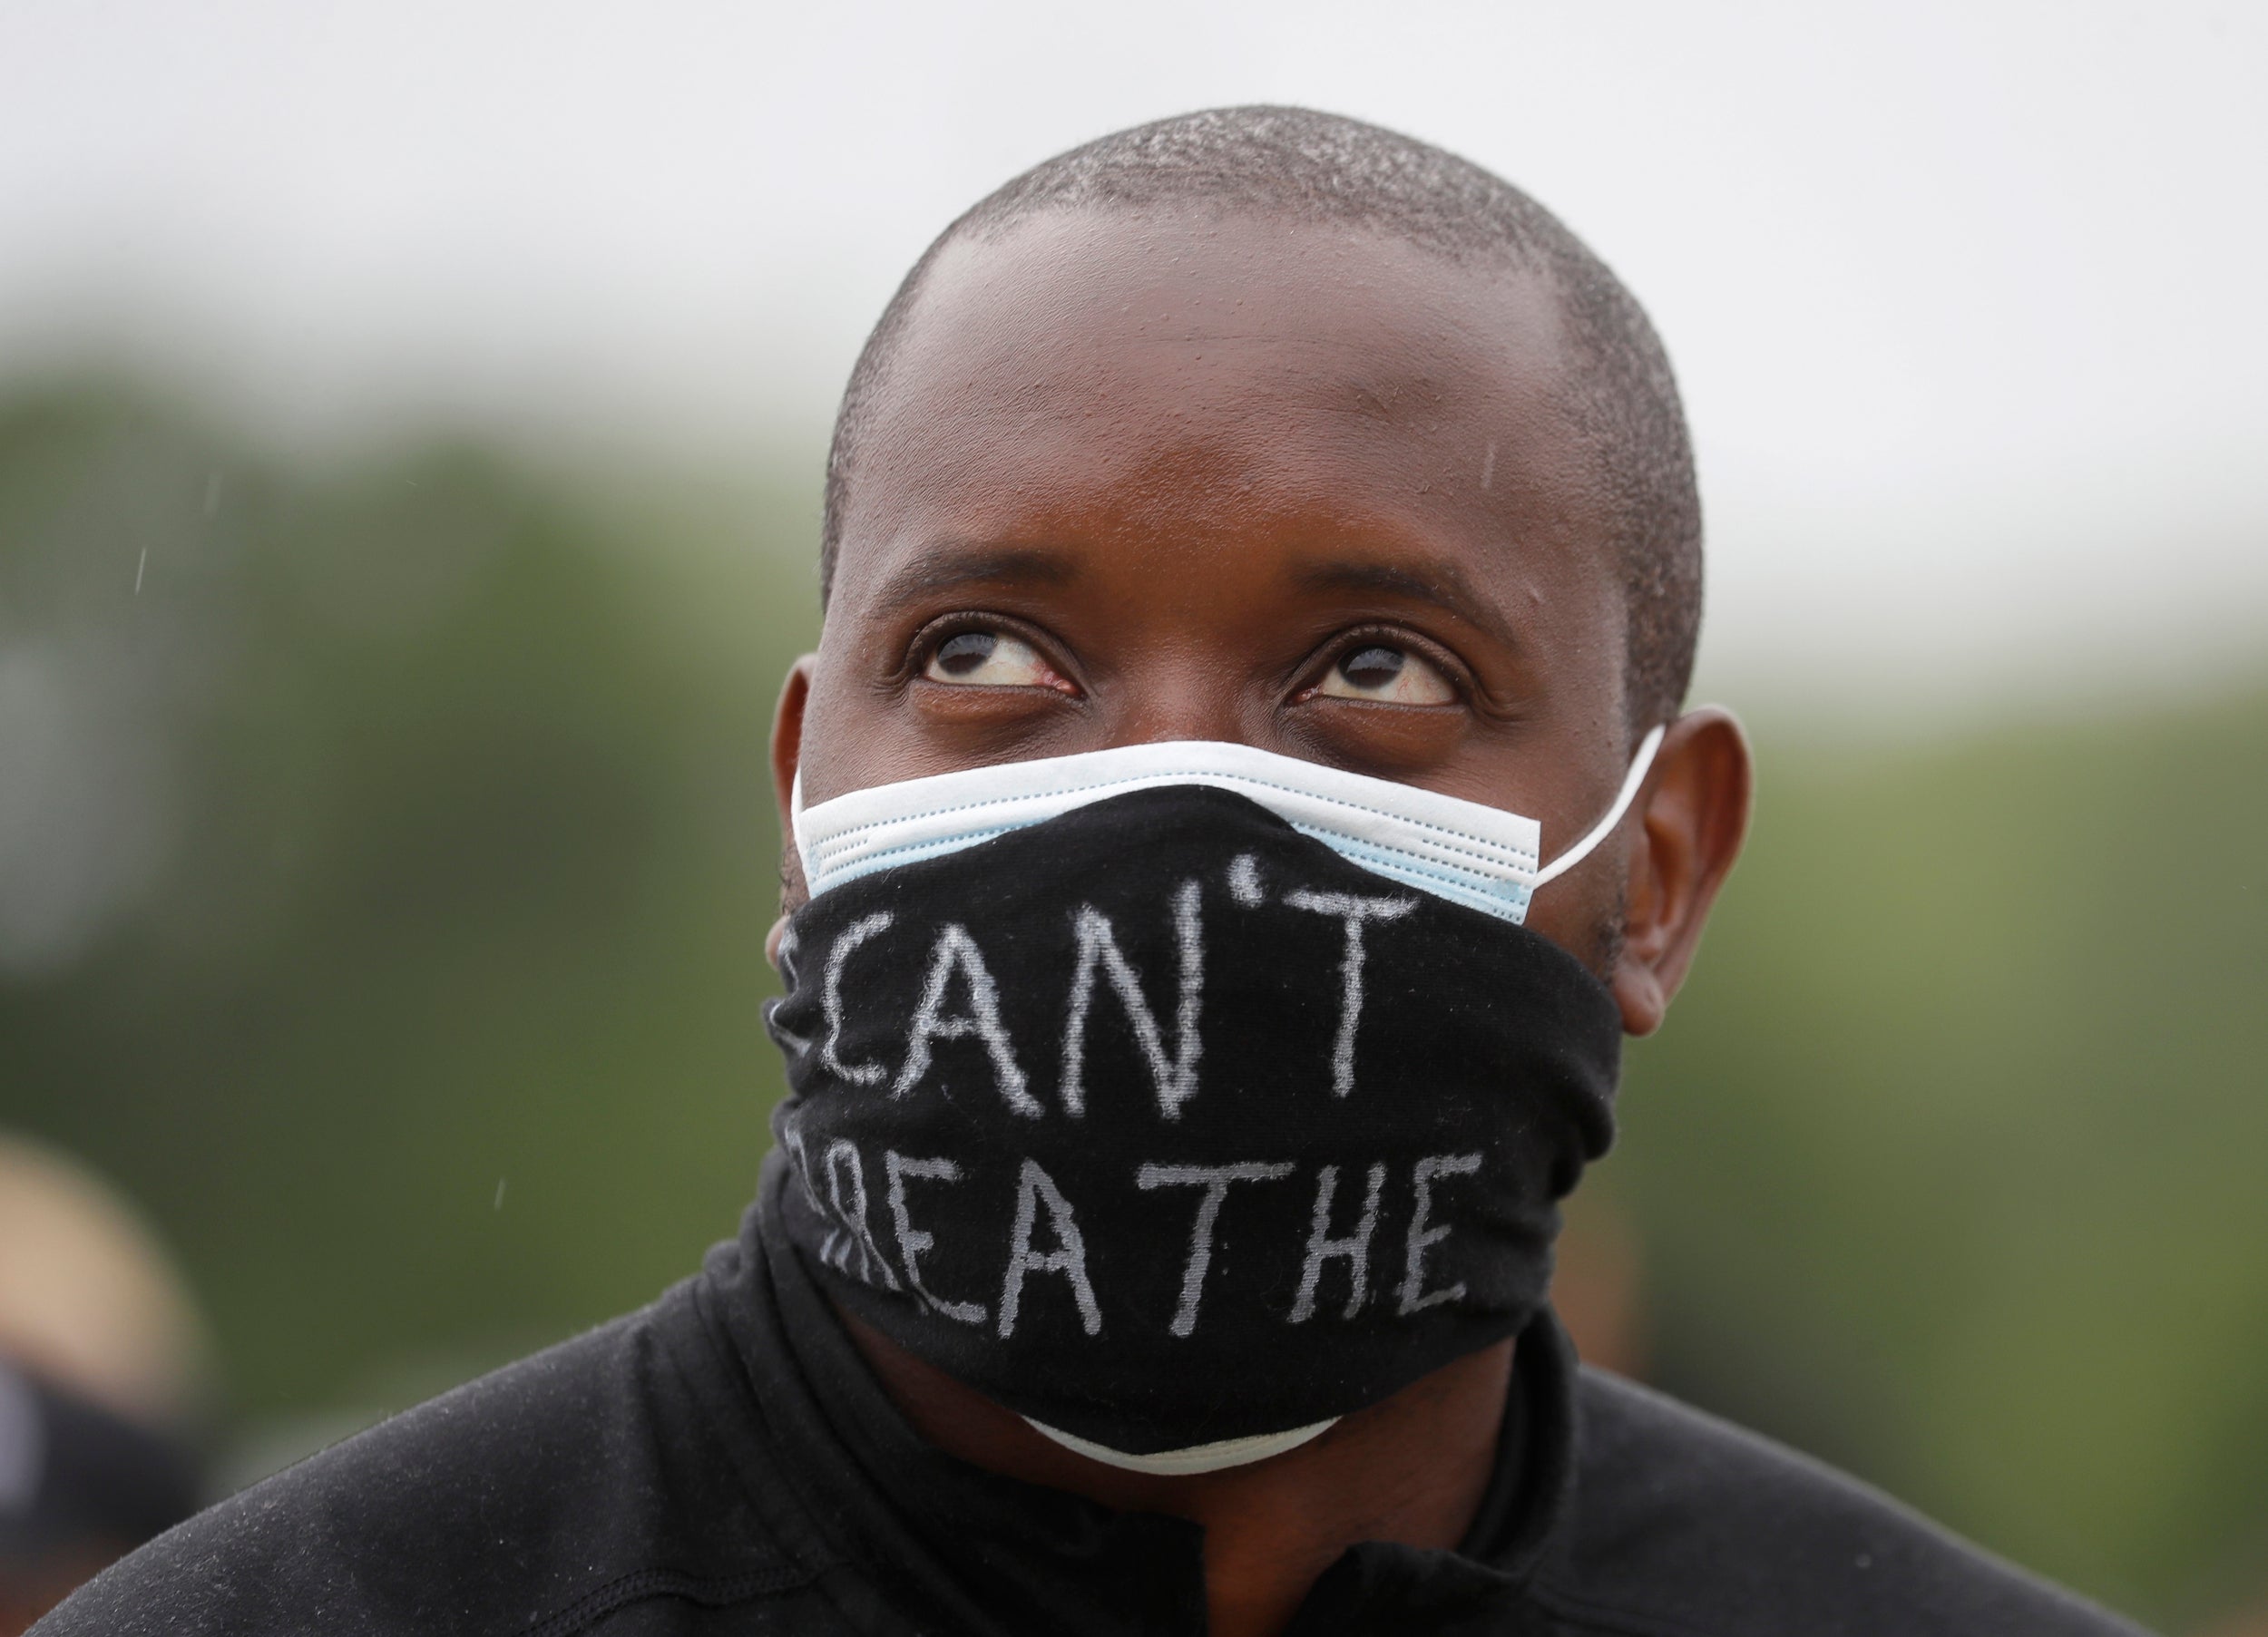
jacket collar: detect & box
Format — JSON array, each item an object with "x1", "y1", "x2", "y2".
[{"x1": 698, "y1": 1157, "x2": 1578, "y2": 1634}]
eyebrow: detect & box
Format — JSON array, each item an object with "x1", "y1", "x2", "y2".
[
  {"x1": 1294, "y1": 558, "x2": 1525, "y2": 654},
  {"x1": 868, "y1": 542, "x2": 1081, "y2": 609}
]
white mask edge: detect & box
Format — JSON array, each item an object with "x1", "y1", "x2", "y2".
[{"x1": 1021, "y1": 1413, "x2": 1337, "y2": 1476}]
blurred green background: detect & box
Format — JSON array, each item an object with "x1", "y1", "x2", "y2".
[{"x1": 2, "y1": 380, "x2": 2263, "y2": 1632}]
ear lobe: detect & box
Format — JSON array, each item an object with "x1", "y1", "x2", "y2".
[{"x1": 1608, "y1": 707, "x2": 1754, "y2": 1038}]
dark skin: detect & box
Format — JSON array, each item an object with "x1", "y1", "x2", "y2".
[{"x1": 767, "y1": 206, "x2": 1754, "y2": 1637}]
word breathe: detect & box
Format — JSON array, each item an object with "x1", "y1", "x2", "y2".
[{"x1": 784, "y1": 1138, "x2": 1486, "y2": 1342}]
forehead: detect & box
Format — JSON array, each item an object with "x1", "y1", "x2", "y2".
[{"x1": 833, "y1": 205, "x2": 1617, "y2": 611}]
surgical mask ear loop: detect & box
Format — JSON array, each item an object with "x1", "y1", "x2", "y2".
[{"x1": 1528, "y1": 724, "x2": 1667, "y2": 888}]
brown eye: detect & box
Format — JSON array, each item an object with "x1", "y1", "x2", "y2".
[
  {"x1": 922, "y1": 629, "x2": 1069, "y2": 690},
  {"x1": 935, "y1": 632, "x2": 1000, "y2": 677},
  {"x1": 1316, "y1": 643, "x2": 1455, "y2": 705}
]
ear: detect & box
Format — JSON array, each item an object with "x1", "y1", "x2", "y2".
[
  {"x1": 1610, "y1": 706, "x2": 1754, "y2": 1037},
  {"x1": 767, "y1": 655, "x2": 818, "y2": 967}
]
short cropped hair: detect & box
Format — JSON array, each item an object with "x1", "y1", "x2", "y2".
[{"x1": 821, "y1": 106, "x2": 1703, "y2": 730}]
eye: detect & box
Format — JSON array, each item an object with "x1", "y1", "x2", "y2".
[
  {"x1": 921, "y1": 628, "x2": 1069, "y2": 690},
  {"x1": 1315, "y1": 642, "x2": 1457, "y2": 705}
]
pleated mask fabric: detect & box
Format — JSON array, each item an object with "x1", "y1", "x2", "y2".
[{"x1": 792, "y1": 729, "x2": 1661, "y2": 928}]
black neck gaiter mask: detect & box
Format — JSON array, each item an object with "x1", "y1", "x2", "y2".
[{"x1": 764, "y1": 784, "x2": 1620, "y2": 1465}]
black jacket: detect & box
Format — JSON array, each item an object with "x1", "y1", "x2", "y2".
[{"x1": 38, "y1": 1169, "x2": 2148, "y2": 1635}]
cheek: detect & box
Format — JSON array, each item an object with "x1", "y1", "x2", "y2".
[
  {"x1": 793, "y1": 660, "x2": 906, "y2": 809},
  {"x1": 796, "y1": 646, "x2": 936, "y2": 797},
  {"x1": 1521, "y1": 867, "x2": 1627, "y2": 982}
]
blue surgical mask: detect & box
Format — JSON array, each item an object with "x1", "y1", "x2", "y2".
[{"x1": 792, "y1": 726, "x2": 1665, "y2": 924}]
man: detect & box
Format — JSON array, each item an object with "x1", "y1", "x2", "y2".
[{"x1": 39, "y1": 107, "x2": 2146, "y2": 1636}]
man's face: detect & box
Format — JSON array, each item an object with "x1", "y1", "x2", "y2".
[{"x1": 786, "y1": 208, "x2": 1656, "y2": 985}]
